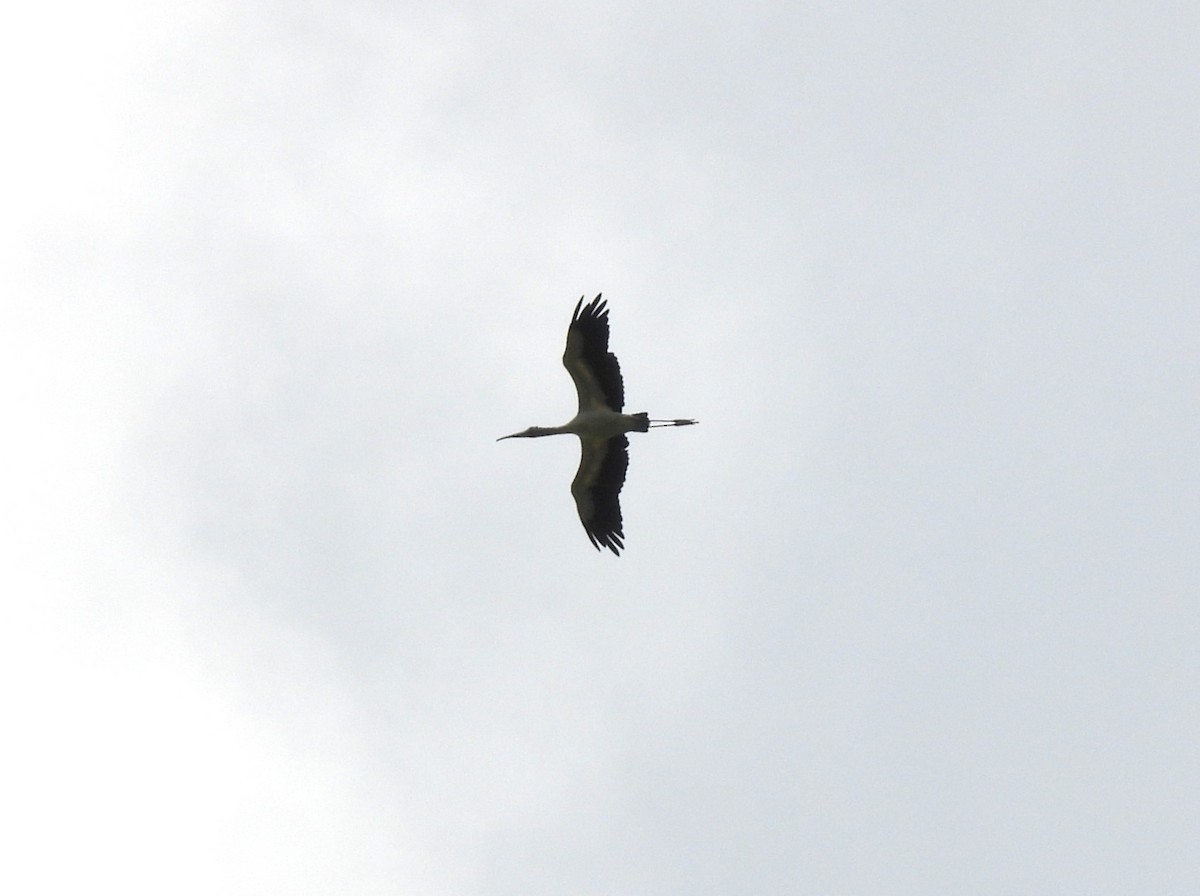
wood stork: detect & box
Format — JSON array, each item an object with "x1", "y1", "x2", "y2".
[{"x1": 498, "y1": 294, "x2": 697, "y2": 555}]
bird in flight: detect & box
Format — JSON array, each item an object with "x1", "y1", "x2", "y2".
[{"x1": 498, "y1": 294, "x2": 697, "y2": 555}]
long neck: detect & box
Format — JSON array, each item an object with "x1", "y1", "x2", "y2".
[{"x1": 527, "y1": 424, "x2": 573, "y2": 437}]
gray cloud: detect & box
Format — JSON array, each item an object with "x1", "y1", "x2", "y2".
[{"x1": 8, "y1": 1, "x2": 1197, "y2": 893}]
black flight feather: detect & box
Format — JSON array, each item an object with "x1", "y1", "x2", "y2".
[
  {"x1": 567, "y1": 294, "x2": 625, "y2": 412},
  {"x1": 577, "y1": 435, "x2": 629, "y2": 555}
]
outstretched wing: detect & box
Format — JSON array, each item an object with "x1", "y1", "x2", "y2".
[
  {"x1": 570, "y1": 434, "x2": 628, "y2": 555},
  {"x1": 563, "y1": 294, "x2": 625, "y2": 413}
]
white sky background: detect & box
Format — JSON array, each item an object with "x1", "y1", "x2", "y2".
[{"x1": 4, "y1": 1, "x2": 1197, "y2": 893}]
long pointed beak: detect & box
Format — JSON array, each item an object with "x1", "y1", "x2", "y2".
[{"x1": 496, "y1": 432, "x2": 520, "y2": 441}]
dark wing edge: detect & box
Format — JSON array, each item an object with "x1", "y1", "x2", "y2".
[
  {"x1": 563, "y1": 294, "x2": 625, "y2": 412},
  {"x1": 570, "y1": 434, "x2": 629, "y2": 556}
]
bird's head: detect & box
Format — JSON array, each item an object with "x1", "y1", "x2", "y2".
[{"x1": 497, "y1": 426, "x2": 555, "y2": 441}]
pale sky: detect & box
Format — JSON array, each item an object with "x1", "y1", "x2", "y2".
[{"x1": 5, "y1": 2, "x2": 1198, "y2": 893}]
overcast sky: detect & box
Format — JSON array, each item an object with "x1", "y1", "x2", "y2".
[{"x1": 5, "y1": 1, "x2": 1198, "y2": 893}]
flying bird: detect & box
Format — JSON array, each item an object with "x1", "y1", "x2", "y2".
[{"x1": 498, "y1": 294, "x2": 697, "y2": 555}]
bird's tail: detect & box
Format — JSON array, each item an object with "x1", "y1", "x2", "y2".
[{"x1": 630, "y1": 412, "x2": 650, "y2": 432}]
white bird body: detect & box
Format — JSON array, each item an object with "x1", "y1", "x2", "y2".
[
  {"x1": 511, "y1": 409, "x2": 647, "y2": 441},
  {"x1": 498, "y1": 295, "x2": 696, "y2": 555}
]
